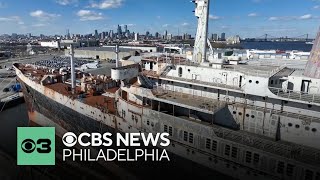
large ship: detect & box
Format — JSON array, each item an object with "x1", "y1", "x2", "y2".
[{"x1": 14, "y1": 0, "x2": 320, "y2": 179}]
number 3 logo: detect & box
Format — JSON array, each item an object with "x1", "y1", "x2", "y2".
[{"x1": 21, "y1": 139, "x2": 52, "y2": 154}]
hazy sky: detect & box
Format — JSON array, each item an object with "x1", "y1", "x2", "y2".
[{"x1": 0, "y1": 0, "x2": 319, "y2": 38}]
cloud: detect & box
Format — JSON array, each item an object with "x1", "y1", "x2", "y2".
[
  {"x1": 120, "y1": 23, "x2": 135, "y2": 27},
  {"x1": 90, "y1": 0, "x2": 124, "y2": 9},
  {"x1": 32, "y1": 23, "x2": 48, "y2": 27},
  {"x1": 181, "y1": 22, "x2": 189, "y2": 26},
  {"x1": 269, "y1": 14, "x2": 314, "y2": 21},
  {"x1": 248, "y1": 13, "x2": 258, "y2": 17},
  {"x1": 55, "y1": 0, "x2": 78, "y2": 5},
  {"x1": 0, "y1": 16, "x2": 24, "y2": 25},
  {"x1": 298, "y1": 14, "x2": 312, "y2": 20},
  {"x1": 162, "y1": 24, "x2": 169, "y2": 28},
  {"x1": 30, "y1": 10, "x2": 61, "y2": 21},
  {"x1": 313, "y1": 5, "x2": 320, "y2": 9},
  {"x1": 209, "y1": 14, "x2": 221, "y2": 20},
  {"x1": 77, "y1": 10, "x2": 104, "y2": 21}
]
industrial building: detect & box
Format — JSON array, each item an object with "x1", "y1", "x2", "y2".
[{"x1": 65, "y1": 47, "x2": 141, "y2": 60}]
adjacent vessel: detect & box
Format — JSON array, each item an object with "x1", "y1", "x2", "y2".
[{"x1": 14, "y1": 0, "x2": 320, "y2": 179}]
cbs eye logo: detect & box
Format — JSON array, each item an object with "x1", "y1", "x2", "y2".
[
  {"x1": 21, "y1": 138, "x2": 51, "y2": 154},
  {"x1": 62, "y1": 132, "x2": 77, "y2": 147}
]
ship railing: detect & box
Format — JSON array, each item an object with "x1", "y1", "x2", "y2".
[
  {"x1": 269, "y1": 87, "x2": 320, "y2": 104},
  {"x1": 160, "y1": 75, "x2": 243, "y2": 91}
]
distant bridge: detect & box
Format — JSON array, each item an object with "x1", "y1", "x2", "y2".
[{"x1": 242, "y1": 34, "x2": 315, "y2": 42}]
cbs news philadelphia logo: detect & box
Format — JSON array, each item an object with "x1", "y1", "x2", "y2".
[{"x1": 17, "y1": 127, "x2": 55, "y2": 165}]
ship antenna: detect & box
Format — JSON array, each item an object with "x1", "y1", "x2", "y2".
[{"x1": 69, "y1": 44, "x2": 76, "y2": 94}]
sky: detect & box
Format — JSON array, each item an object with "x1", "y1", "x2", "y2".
[{"x1": 0, "y1": 0, "x2": 319, "y2": 38}]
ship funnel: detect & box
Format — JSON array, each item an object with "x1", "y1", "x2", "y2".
[
  {"x1": 192, "y1": 0, "x2": 210, "y2": 63},
  {"x1": 69, "y1": 44, "x2": 76, "y2": 94},
  {"x1": 304, "y1": 27, "x2": 320, "y2": 78}
]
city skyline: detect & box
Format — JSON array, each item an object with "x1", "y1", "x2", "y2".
[{"x1": 0, "y1": 0, "x2": 319, "y2": 38}]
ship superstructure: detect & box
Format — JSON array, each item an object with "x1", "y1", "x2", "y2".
[{"x1": 14, "y1": 0, "x2": 320, "y2": 179}]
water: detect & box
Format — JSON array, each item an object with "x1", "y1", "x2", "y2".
[
  {"x1": 240, "y1": 41, "x2": 313, "y2": 52},
  {"x1": 0, "y1": 103, "x2": 28, "y2": 156}
]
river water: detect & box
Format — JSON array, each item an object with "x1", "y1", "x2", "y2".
[{"x1": 240, "y1": 41, "x2": 313, "y2": 51}]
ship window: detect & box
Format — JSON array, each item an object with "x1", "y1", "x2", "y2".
[
  {"x1": 288, "y1": 123, "x2": 293, "y2": 127},
  {"x1": 270, "y1": 80, "x2": 274, "y2": 84},
  {"x1": 147, "y1": 120, "x2": 150, "y2": 125},
  {"x1": 277, "y1": 161, "x2": 285, "y2": 174},
  {"x1": 204, "y1": 87, "x2": 207, "y2": 90},
  {"x1": 212, "y1": 140, "x2": 217, "y2": 151},
  {"x1": 168, "y1": 126, "x2": 173, "y2": 136},
  {"x1": 275, "y1": 80, "x2": 278, "y2": 84},
  {"x1": 295, "y1": 124, "x2": 300, "y2": 128},
  {"x1": 249, "y1": 80, "x2": 252, "y2": 83},
  {"x1": 183, "y1": 131, "x2": 188, "y2": 141},
  {"x1": 246, "y1": 114, "x2": 250, "y2": 117},
  {"x1": 251, "y1": 115, "x2": 255, "y2": 118},
  {"x1": 286, "y1": 164, "x2": 295, "y2": 177},
  {"x1": 253, "y1": 153, "x2": 260, "y2": 164},
  {"x1": 189, "y1": 133, "x2": 193, "y2": 143},
  {"x1": 308, "y1": 104, "x2": 312, "y2": 108},
  {"x1": 189, "y1": 84, "x2": 192, "y2": 87},
  {"x1": 132, "y1": 115, "x2": 135, "y2": 120},
  {"x1": 188, "y1": 69, "x2": 190, "y2": 72},
  {"x1": 233, "y1": 111, "x2": 236, "y2": 114},
  {"x1": 135, "y1": 116, "x2": 138, "y2": 121},
  {"x1": 231, "y1": 147, "x2": 238, "y2": 158},
  {"x1": 178, "y1": 67, "x2": 183, "y2": 77},
  {"x1": 164, "y1": 125, "x2": 168, "y2": 132},
  {"x1": 305, "y1": 126, "x2": 310, "y2": 131},
  {"x1": 224, "y1": 145, "x2": 231, "y2": 156},
  {"x1": 256, "y1": 81, "x2": 259, "y2": 84},
  {"x1": 245, "y1": 151, "x2": 252, "y2": 163},
  {"x1": 238, "y1": 112, "x2": 242, "y2": 116},
  {"x1": 305, "y1": 170, "x2": 314, "y2": 180},
  {"x1": 205, "y1": 138, "x2": 211, "y2": 149},
  {"x1": 312, "y1": 128, "x2": 317, "y2": 132}
]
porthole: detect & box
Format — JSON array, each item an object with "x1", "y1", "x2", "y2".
[
  {"x1": 251, "y1": 115, "x2": 255, "y2": 118},
  {"x1": 238, "y1": 112, "x2": 242, "y2": 116},
  {"x1": 233, "y1": 111, "x2": 237, "y2": 114},
  {"x1": 188, "y1": 69, "x2": 190, "y2": 72},
  {"x1": 305, "y1": 126, "x2": 310, "y2": 131},
  {"x1": 288, "y1": 123, "x2": 292, "y2": 127},
  {"x1": 246, "y1": 114, "x2": 250, "y2": 117},
  {"x1": 308, "y1": 104, "x2": 312, "y2": 108},
  {"x1": 295, "y1": 124, "x2": 300, "y2": 128},
  {"x1": 262, "y1": 97, "x2": 266, "y2": 100},
  {"x1": 312, "y1": 128, "x2": 317, "y2": 132},
  {"x1": 249, "y1": 80, "x2": 252, "y2": 83},
  {"x1": 256, "y1": 81, "x2": 259, "y2": 84}
]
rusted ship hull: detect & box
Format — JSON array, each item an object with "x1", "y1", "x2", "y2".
[{"x1": 19, "y1": 79, "x2": 231, "y2": 180}]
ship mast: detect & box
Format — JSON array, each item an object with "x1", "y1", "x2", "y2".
[
  {"x1": 69, "y1": 44, "x2": 76, "y2": 94},
  {"x1": 192, "y1": 0, "x2": 210, "y2": 63},
  {"x1": 115, "y1": 44, "x2": 120, "y2": 68}
]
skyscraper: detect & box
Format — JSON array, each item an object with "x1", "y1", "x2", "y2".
[
  {"x1": 94, "y1": 30, "x2": 99, "y2": 39},
  {"x1": 212, "y1": 33, "x2": 218, "y2": 41},
  {"x1": 164, "y1": 30, "x2": 168, "y2": 40},
  {"x1": 117, "y1": 25, "x2": 122, "y2": 39},
  {"x1": 221, "y1": 33, "x2": 226, "y2": 41}
]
